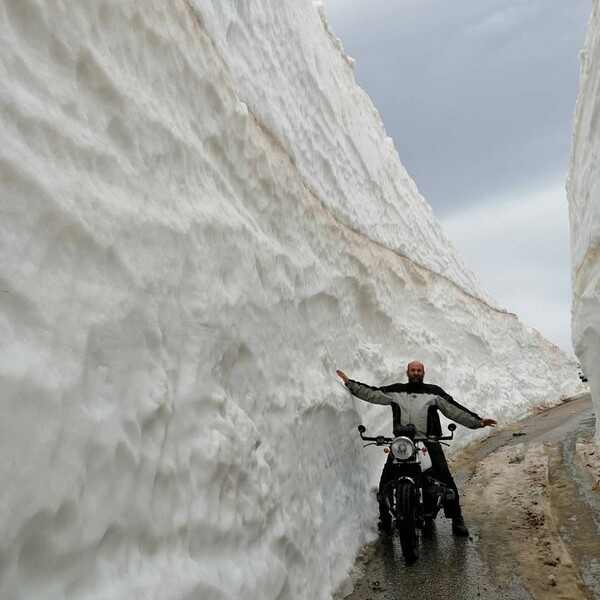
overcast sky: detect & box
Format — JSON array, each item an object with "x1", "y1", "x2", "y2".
[{"x1": 323, "y1": 0, "x2": 591, "y2": 355}]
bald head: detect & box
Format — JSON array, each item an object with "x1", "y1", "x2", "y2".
[
  {"x1": 406, "y1": 360, "x2": 425, "y2": 384},
  {"x1": 407, "y1": 360, "x2": 424, "y2": 371}
]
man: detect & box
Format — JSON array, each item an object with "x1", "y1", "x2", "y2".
[{"x1": 336, "y1": 361, "x2": 497, "y2": 537}]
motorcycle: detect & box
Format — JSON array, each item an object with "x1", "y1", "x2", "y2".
[{"x1": 358, "y1": 422, "x2": 457, "y2": 563}]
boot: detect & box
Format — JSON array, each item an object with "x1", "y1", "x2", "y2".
[
  {"x1": 452, "y1": 515, "x2": 469, "y2": 537},
  {"x1": 377, "y1": 492, "x2": 392, "y2": 534},
  {"x1": 377, "y1": 519, "x2": 392, "y2": 534},
  {"x1": 422, "y1": 516, "x2": 435, "y2": 537}
]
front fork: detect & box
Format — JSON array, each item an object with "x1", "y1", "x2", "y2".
[{"x1": 381, "y1": 477, "x2": 425, "y2": 528}]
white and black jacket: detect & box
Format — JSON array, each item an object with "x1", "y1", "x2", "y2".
[{"x1": 346, "y1": 379, "x2": 483, "y2": 437}]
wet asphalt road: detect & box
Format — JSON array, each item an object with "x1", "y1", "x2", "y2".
[
  {"x1": 344, "y1": 393, "x2": 596, "y2": 600},
  {"x1": 347, "y1": 517, "x2": 532, "y2": 600}
]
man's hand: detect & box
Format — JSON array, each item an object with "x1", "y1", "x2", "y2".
[
  {"x1": 480, "y1": 417, "x2": 497, "y2": 427},
  {"x1": 336, "y1": 369, "x2": 349, "y2": 384}
]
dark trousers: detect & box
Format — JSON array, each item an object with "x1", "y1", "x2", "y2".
[{"x1": 377, "y1": 443, "x2": 461, "y2": 523}]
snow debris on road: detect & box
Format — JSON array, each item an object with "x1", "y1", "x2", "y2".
[
  {"x1": 462, "y1": 442, "x2": 590, "y2": 599},
  {"x1": 576, "y1": 434, "x2": 600, "y2": 490}
]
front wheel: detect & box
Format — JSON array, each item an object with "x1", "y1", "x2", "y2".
[{"x1": 396, "y1": 480, "x2": 418, "y2": 562}]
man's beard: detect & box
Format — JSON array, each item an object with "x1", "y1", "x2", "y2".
[{"x1": 408, "y1": 376, "x2": 424, "y2": 385}]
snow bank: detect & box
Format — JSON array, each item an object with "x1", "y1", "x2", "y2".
[
  {"x1": 568, "y1": 0, "x2": 600, "y2": 436},
  {"x1": 0, "y1": 1, "x2": 580, "y2": 598}
]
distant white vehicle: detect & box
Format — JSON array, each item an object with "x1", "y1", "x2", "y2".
[{"x1": 576, "y1": 363, "x2": 588, "y2": 382}]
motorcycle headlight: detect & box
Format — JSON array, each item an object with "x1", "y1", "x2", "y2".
[{"x1": 391, "y1": 436, "x2": 415, "y2": 460}]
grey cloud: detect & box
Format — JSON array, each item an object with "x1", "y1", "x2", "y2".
[{"x1": 325, "y1": 0, "x2": 590, "y2": 216}]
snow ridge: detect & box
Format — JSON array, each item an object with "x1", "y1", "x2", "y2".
[{"x1": 568, "y1": 0, "x2": 600, "y2": 436}]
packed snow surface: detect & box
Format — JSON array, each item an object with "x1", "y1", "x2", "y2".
[
  {"x1": 568, "y1": 0, "x2": 600, "y2": 436},
  {"x1": 0, "y1": 1, "x2": 581, "y2": 599}
]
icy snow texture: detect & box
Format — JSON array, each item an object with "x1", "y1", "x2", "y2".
[
  {"x1": 0, "y1": 1, "x2": 580, "y2": 599},
  {"x1": 568, "y1": 0, "x2": 600, "y2": 436}
]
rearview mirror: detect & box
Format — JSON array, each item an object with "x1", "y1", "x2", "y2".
[
  {"x1": 358, "y1": 425, "x2": 366, "y2": 434},
  {"x1": 448, "y1": 423, "x2": 457, "y2": 432}
]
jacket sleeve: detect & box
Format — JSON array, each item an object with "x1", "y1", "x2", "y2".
[
  {"x1": 431, "y1": 385, "x2": 482, "y2": 429},
  {"x1": 346, "y1": 379, "x2": 392, "y2": 406}
]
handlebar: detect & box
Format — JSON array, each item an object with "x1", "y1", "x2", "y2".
[{"x1": 357, "y1": 423, "x2": 456, "y2": 445}]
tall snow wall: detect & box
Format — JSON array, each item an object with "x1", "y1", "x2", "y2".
[
  {"x1": 0, "y1": 1, "x2": 580, "y2": 599},
  {"x1": 569, "y1": 0, "x2": 600, "y2": 438}
]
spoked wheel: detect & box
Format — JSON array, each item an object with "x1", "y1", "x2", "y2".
[{"x1": 396, "y1": 480, "x2": 419, "y2": 562}]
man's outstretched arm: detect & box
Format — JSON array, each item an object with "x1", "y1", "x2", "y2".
[{"x1": 335, "y1": 369, "x2": 392, "y2": 406}]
